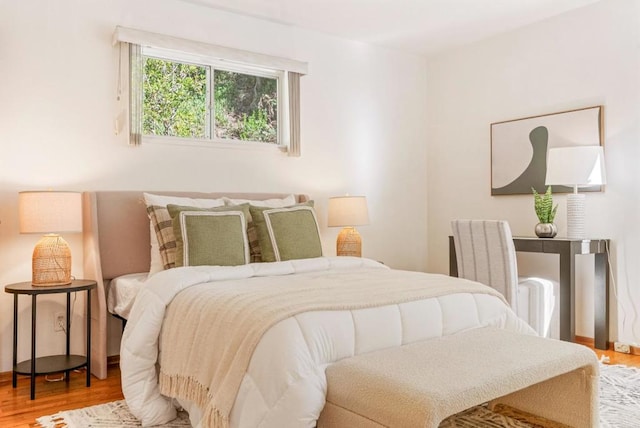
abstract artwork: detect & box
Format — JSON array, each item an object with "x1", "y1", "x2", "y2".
[{"x1": 491, "y1": 106, "x2": 603, "y2": 195}]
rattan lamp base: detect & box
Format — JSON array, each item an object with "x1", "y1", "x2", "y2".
[
  {"x1": 336, "y1": 227, "x2": 362, "y2": 257},
  {"x1": 32, "y1": 234, "x2": 72, "y2": 286}
]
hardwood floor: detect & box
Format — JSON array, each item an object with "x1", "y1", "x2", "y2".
[
  {"x1": 0, "y1": 364, "x2": 123, "y2": 428},
  {"x1": 594, "y1": 347, "x2": 640, "y2": 366},
  {"x1": 1, "y1": 344, "x2": 639, "y2": 427}
]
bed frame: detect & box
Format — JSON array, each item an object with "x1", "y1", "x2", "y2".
[{"x1": 82, "y1": 191, "x2": 309, "y2": 379}]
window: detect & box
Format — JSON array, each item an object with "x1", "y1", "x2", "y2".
[
  {"x1": 114, "y1": 26, "x2": 307, "y2": 155},
  {"x1": 142, "y1": 48, "x2": 281, "y2": 145}
]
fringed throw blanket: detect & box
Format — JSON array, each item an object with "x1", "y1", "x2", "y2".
[{"x1": 155, "y1": 260, "x2": 507, "y2": 428}]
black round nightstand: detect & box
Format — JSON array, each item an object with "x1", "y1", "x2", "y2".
[{"x1": 4, "y1": 279, "x2": 97, "y2": 400}]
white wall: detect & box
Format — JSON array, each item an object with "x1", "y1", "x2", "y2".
[
  {"x1": 0, "y1": 0, "x2": 428, "y2": 372},
  {"x1": 426, "y1": 0, "x2": 640, "y2": 342}
]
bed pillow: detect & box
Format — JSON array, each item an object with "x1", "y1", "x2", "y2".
[
  {"x1": 249, "y1": 202, "x2": 322, "y2": 262},
  {"x1": 223, "y1": 194, "x2": 297, "y2": 263},
  {"x1": 167, "y1": 204, "x2": 251, "y2": 268},
  {"x1": 143, "y1": 193, "x2": 225, "y2": 273},
  {"x1": 222, "y1": 194, "x2": 296, "y2": 208}
]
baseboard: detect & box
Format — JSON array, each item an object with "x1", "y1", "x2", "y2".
[
  {"x1": 0, "y1": 370, "x2": 11, "y2": 386},
  {"x1": 575, "y1": 335, "x2": 614, "y2": 350},
  {"x1": 108, "y1": 355, "x2": 120, "y2": 366}
]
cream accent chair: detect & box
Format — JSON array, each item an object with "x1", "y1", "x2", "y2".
[{"x1": 451, "y1": 219, "x2": 556, "y2": 337}]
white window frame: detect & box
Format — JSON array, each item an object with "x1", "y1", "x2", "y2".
[{"x1": 114, "y1": 26, "x2": 307, "y2": 156}]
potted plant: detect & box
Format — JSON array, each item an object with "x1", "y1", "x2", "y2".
[{"x1": 532, "y1": 186, "x2": 558, "y2": 238}]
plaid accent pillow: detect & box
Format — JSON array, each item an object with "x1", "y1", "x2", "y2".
[
  {"x1": 247, "y1": 222, "x2": 262, "y2": 263},
  {"x1": 147, "y1": 205, "x2": 178, "y2": 269}
]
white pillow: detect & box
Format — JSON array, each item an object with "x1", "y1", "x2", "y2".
[
  {"x1": 222, "y1": 194, "x2": 296, "y2": 208},
  {"x1": 143, "y1": 193, "x2": 225, "y2": 276}
]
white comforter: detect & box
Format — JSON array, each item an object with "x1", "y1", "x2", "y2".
[{"x1": 120, "y1": 257, "x2": 534, "y2": 427}]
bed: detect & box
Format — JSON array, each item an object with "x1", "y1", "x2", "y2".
[
  {"x1": 82, "y1": 190, "x2": 535, "y2": 428},
  {"x1": 82, "y1": 191, "x2": 311, "y2": 379}
]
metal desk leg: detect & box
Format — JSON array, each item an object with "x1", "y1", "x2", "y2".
[
  {"x1": 594, "y1": 252, "x2": 610, "y2": 350},
  {"x1": 558, "y1": 249, "x2": 576, "y2": 343},
  {"x1": 449, "y1": 237, "x2": 458, "y2": 277},
  {"x1": 30, "y1": 295, "x2": 37, "y2": 400}
]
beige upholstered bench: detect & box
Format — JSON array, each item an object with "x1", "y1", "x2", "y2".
[{"x1": 318, "y1": 327, "x2": 599, "y2": 428}]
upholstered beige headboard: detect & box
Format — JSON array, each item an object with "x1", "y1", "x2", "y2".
[{"x1": 82, "y1": 191, "x2": 309, "y2": 379}]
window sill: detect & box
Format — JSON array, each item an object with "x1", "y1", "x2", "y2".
[{"x1": 142, "y1": 135, "x2": 288, "y2": 153}]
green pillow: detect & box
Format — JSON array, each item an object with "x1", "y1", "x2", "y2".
[
  {"x1": 167, "y1": 204, "x2": 251, "y2": 267},
  {"x1": 250, "y1": 202, "x2": 323, "y2": 262}
]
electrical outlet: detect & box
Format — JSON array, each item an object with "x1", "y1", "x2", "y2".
[
  {"x1": 54, "y1": 312, "x2": 65, "y2": 332},
  {"x1": 614, "y1": 341, "x2": 631, "y2": 354}
]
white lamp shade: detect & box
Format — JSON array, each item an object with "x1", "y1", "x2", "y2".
[
  {"x1": 19, "y1": 191, "x2": 83, "y2": 234},
  {"x1": 328, "y1": 196, "x2": 370, "y2": 227},
  {"x1": 545, "y1": 146, "x2": 607, "y2": 187}
]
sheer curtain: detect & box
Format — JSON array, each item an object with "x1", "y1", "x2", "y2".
[
  {"x1": 128, "y1": 44, "x2": 143, "y2": 146},
  {"x1": 287, "y1": 72, "x2": 301, "y2": 157}
]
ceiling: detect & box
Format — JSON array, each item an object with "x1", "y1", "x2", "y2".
[{"x1": 181, "y1": 0, "x2": 600, "y2": 56}]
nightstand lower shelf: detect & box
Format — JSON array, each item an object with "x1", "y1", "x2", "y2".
[{"x1": 15, "y1": 355, "x2": 87, "y2": 376}]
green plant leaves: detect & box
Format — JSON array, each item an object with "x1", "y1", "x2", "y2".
[{"x1": 532, "y1": 186, "x2": 558, "y2": 223}]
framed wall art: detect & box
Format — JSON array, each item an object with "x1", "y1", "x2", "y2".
[{"x1": 490, "y1": 105, "x2": 604, "y2": 196}]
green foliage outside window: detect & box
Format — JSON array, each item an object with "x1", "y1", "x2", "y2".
[
  {"x1": 143, "y1": 56, "x2": 278, "y2": 144},
  {"x1": 214, "y1": 70, "x2": 277, "y2": 143},
  {"x1": 143, "y1": 58, "x2": 207, "y2": 138}
]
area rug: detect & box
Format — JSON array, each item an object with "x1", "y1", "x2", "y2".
[
  {"x1": 35, "y1": 363, "x2": 640, "y2": 428},
  {"x1": 35, "y1": 400, "x2": 191, "y2": 427}
]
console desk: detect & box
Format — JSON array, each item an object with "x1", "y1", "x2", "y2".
[{"x1": 449, "y1": 236, "x2": 610, "y2": 350}]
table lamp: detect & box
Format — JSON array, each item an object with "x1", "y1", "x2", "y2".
[
  {"x1": 545, "y1": 146, "x2": 606, "y2": 239},
  {"x1": 328, "y1": 195, "x2": 369, "y2": 257},
  {"x1": 19, "y1": 191, "x2": 82, "y2": 286}
]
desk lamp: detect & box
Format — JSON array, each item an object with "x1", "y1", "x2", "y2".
[{"x1": 545, "y1": 146, "x2": 606, "y2": 239}]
